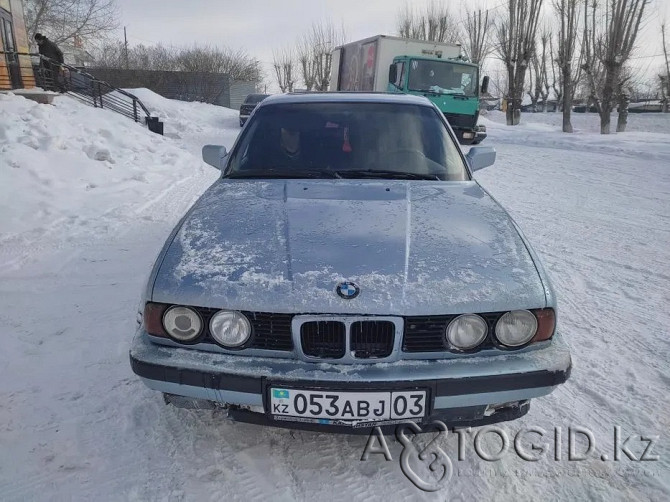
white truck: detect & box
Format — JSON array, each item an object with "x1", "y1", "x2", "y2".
[{"x1": 330, "y1": 35, "x2": 488, "y2": 144}]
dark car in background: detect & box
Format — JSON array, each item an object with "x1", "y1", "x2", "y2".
[{"x1": 239, "y1": 93, "x2": 270, "y2": 126}]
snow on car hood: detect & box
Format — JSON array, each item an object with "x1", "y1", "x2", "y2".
[{"x1": 151, "y1": 179, "x2": 547, "y2": 315}]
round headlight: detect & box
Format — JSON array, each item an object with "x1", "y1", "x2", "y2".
[
  {"x1": 162, "y1": 306, "x2": 203, "y2": 342},
  {"x1": 495, "y1": 310, "x2": 538, "y2": 347},
  {"x1": 446, "y1": 314, "x2": 488, "y2": 350},
  {"x1": 209, "y1": 310, "x2": 251, "y2": 348}
]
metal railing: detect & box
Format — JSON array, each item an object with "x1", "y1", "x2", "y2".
[{"x1": 1, "y1": 51, "x2": 163, "y2": 135}]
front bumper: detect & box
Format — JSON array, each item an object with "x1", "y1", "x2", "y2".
[
  {"x1": 455, "y1": 125, "x2": 487, "y2": 145},
  {"x1": 130, "y1": 330, "x2": 571, "y2": 432}
]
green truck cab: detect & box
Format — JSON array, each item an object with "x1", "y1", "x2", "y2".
[
  {"x1": 388, "y1": 56, "x2": 487, "y2": 144},
  {"x1": 330, "y1": 35, "x2": 488, "y2": 145}
]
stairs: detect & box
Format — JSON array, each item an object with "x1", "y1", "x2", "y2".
[{"x1": 1, "y1": 52, "x2": 164, "y2": 135}]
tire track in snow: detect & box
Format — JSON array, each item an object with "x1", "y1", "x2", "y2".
[{"x1": 0, "y1": 169, "x2": 215, "y2": 275}]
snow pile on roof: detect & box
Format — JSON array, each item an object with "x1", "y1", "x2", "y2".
[{"x1": 0, "y1": 90, "x2": 232, "y2": 270}]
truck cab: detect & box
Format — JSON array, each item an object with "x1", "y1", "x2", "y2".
[
  {"x1": 330, "y1": 35, "x2": 488, "y2": 146},
  {"x1": 388, "y1": 56, "x2": 486, "y2": 144}
]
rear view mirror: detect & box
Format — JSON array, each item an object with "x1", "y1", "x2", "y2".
[
  {"x1": 388, "y1": 64, "x2": 397, "y2": 85},
  {"x1": 481, "y1": 75, "x2": 490, "y2": 95},
  {"x1": 202, "y1": 145, "x2": 227, "y2": 170},
  {"x1": 466, "y1": 146, "x2": 496, "y2": 172}
]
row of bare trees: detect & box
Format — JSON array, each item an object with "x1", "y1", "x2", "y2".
[
  {"x1": 398, "y1": 0, "x2": 654, "y2": 134},
  {"x1": 273, "y1": 21, "x2": 345, "y2": 93},
  {"x1": 91, "y1": 42, "x2": 262, "y2": 82},
  {"x1": 397, "y1": 2, "x2": 494, "y2": 66},
  {"x1": 496, "y1": 0, "x2": 650, "y2": 133}
]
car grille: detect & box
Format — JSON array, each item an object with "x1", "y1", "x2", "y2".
[
  {"x1": 350, "y1": 321, "x2": 395, "y2": 358},
  {"x1": 245, "y1": 311, "x2": 294, "y2": 350},
  {"x1": 299, "y1": 319, "x2": 396, "y2": 360},
  {"x1": 198, "y1": 308, "x2": 294, "y2": 351},
  {"x1": 443, "y1": 112, "x2": 476, "y2": 129},
  {"x1": 403, "y1": 313, "x2": 503, "y2": 352},
  {"x1": 300, "y1": 321, "x2": 346, "y2": 358},
  {"x1": 240, "y1": 104, "x2": 255, "y2": 114}
]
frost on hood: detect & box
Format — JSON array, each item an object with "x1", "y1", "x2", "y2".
[{"x1": 154, "y1": 180, "x2": 547, "y2": 315}]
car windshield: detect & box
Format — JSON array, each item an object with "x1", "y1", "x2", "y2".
[
  {"x1": 245, "y1": 94, "x2": 269, "y2": 104},
  {"x1": 225, "y1": 102, "x2": 469, "y2": 181},
  {"x1": 407, "y1": 60, "x2": 478, "y2": 97}
]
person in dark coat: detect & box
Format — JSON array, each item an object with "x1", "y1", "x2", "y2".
[{"x1": 34, "y1": 33, "x2": 65, "y2": 91}]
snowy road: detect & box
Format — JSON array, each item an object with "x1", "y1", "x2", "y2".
[{"x1": 1, "y1": 93, "x2": 669, "y2": 501}]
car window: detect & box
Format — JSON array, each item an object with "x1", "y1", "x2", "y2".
[{"x1": 225, "y1": 102, "x2": 468, "y2": 181}]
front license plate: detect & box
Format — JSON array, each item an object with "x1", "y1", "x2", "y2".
[{"x1": 269, "y1": 388, "x2": 426, "y2": 423}]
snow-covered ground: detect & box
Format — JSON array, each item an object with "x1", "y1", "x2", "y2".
[{"x1": 1, "y1": 91, "x2": 669, "y2": 501}]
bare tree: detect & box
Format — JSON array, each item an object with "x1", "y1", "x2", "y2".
[
  {"x1": 496, "y1": 0, "x2": 544, "y2": 125},
  {"x1": 297, "y1": 37, "x2": 318, "y2": 91},
  {"x1": 296, "y1": 21, "x2": 345, "y2": 91},
  {"x1": 582, "y1": 0, "x2": 649, "y2": 133},
  {"x1": 661, "y1": 23, "x2": 670, "y2": 113},
  {"x1": 548, "y1": 37, "x2": 563, "y2": 110},
  {"x1": 527, "y1": 28, "x2": 551, "y2": 112},
  {"x1": 463, "y1": 9, "x2": 495, "y2": 65},
  {"x1": 273, "y1": 47, "x2": 296, "y2": 93},
  {"x1": 554, "y1": 0, "x2": 583, "y2": 131},
  {"x1": 24, "y1": 0, "x2": 119, "y2": 45},
  {"x1": 397, "y1": 1, "x2": 461, "y2": 44}
]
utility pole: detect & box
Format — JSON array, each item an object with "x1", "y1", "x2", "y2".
[{"x1": 124, "y1": 26, "x2": 129, "y2": 69}]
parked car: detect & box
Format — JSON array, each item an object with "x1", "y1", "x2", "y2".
[
  {"x1": 130, "y1": 92, "x2": 571, "y2": 433},
  {"x1": 239, "y1": 93, "x2": 270, "y2": 126}
]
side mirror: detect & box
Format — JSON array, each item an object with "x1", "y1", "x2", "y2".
[
  {"x1": 481, "y1": 75, "x2": 489, "y2": 95},
  {"x1": 388, "y1": 64, "x2": 397, "y2": 85},
  {"x1": 466, "y1": 146, "x2": 496, "y2": 172},
  {"x1": 202, "y1": 145, "x2": 227, "y2": 170}
]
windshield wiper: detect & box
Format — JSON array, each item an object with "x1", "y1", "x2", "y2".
[
  {"x1": 415, "y1": 88, "x2": 469, "y2": 97},
  {"x1": 334, "y1": 170, "x2": 440, "y2": 181},
  {"x1": 414, "y1": 89, "x2": 443, "y2": 96},
  {"x1": 225, "y1": 169, "x2": 340, "y2": 179}
]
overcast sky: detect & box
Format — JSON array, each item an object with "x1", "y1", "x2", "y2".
[{"x1": 115, "y1": 0, "x2": 669, "y2": 91}]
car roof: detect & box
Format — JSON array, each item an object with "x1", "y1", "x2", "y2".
[{"x1": 260, "y1": 92, "x2": 433, "y2": 107}]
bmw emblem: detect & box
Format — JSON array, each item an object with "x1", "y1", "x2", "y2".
[{"x1": 336, "y1": 281, "x2": 360, "y2": 299}]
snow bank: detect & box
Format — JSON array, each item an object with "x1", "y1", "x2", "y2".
[
  {"x1": 0, "y1": 90, "x2": 231, "y2": 270},
  {"x1": 122, "y1": 88, "x2": 242, "y2": 152}
]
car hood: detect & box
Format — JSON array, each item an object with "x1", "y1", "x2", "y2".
[{"x1": 151, "y1": 180, "x2": 547, "y2": 315}]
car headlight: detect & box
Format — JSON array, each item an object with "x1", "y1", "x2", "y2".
[
  {"x1": 495, "y1": 310, "x2": 538, "y2": 347},
  {"x1": 446, "y1": 314, "x2": 488, "y2": 350},
  {"x1": 209, "y1": 310, "x2": 252, "y2": 348},
  {"x1": 162, "y1": 306, "x2": 203, "y2": 342}
]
